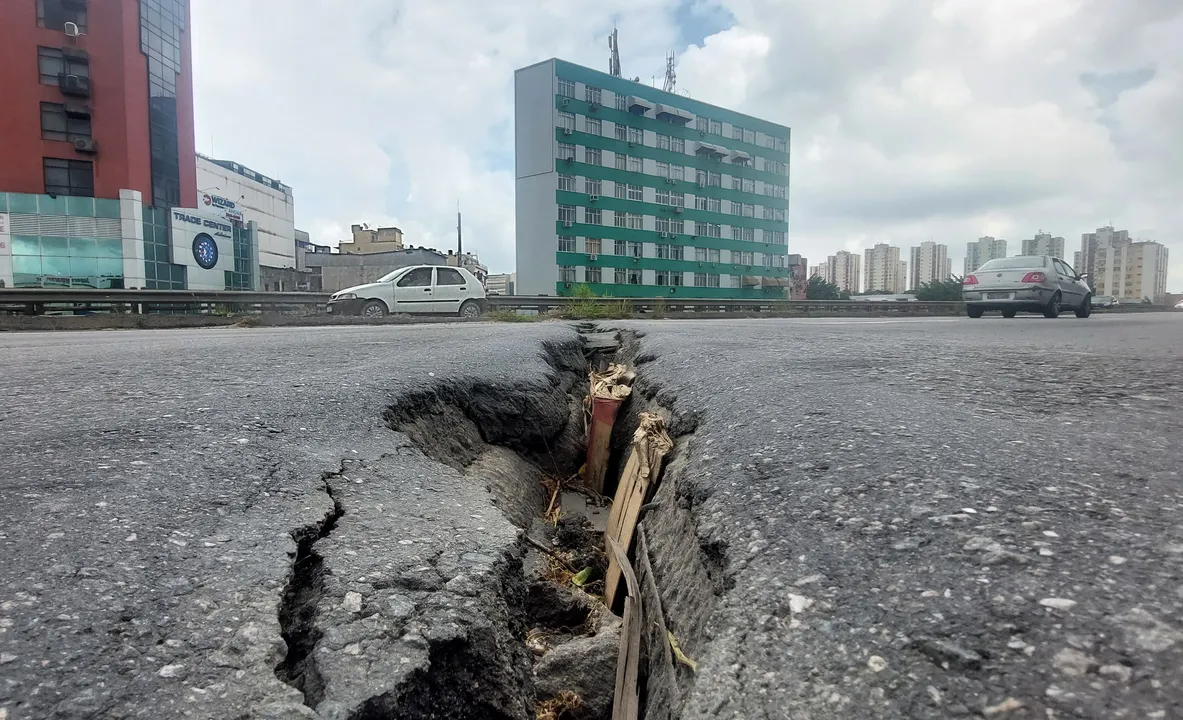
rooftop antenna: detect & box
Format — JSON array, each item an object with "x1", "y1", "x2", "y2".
[
  {"x1": 456, "y1": 201, "x2": 463, "y2": 257},
  {"x1": 663, "y1": 51, "x2": 677, "y2": 93},
  {"x1": 608, "y1": 27, "x2": 622, "y2": 78}
]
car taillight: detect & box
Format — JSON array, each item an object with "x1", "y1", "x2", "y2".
[
  {"x1": 964, "y1": 275, "x2": 978, "y2": 285},
  {"x1": 1021, "y1": 272, "x2": 1046, "y2": 283}
]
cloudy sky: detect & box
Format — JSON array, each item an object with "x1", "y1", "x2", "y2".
[{"x1": 191, "y1": 0, "x2": 1182, "y2": 288}]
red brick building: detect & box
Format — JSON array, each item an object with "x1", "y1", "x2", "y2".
[{"x1": 0, "y1": 0, "x2": 196, "y2": 207}]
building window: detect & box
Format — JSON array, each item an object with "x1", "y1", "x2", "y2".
[
  {"x1": 558, "y1": 143, "x2": 575, "y2": 161},
  {"x1": 696, "y1": 116, "x2": 709, "y2": 133},
  {"x1": 708, "y1": 197, "x2": 721, "y2": 213},
  {"x1": 671, "y1": 165, "x2": 685, "y2": 181},
  {"x1": 629, "y1": 241, "x2": 643, "y2": 258},
  {"x1": 585, "y1": 208, "x2": 602, "y2": 225},
  {"x1": 775, "y1": 138, "x2": 787, "y2": 152},
  {"x1": 628, "y1": 156, "x2": 643, "y2": 173},
  {"x1": 558, "y1": 205, "x2": 577, "y2": 224},
  {"x1": 656, "y1": 244, "x2": 672, "y2": 259},
  {"x1": 733, "y1": 125, "x2": 744, "y2": 140},
  {"x1": 38, "y1": 46, "x2": 89, "y2": 85},
  {"x1": 710, "y1": 119, "x2": 723, "y2": 135},
  {"x1": 770, "y1": 230, "x2": 786, "y2": 244},
  {"x1": 739, "y1": 251, "x2": 754, "y2": 265},
  {"x1": 40, "y1": 102, "x2": 91, "y2": 142},
  {"x1": 657, "y1": 134, "x2": 670, "y2": 151},
  {"x1": 695, "y1": 195, "x2": 709, "y2": 211},
  {"x1": 615, "y1": 123, "x2": 628, "y2": 141},
  {"x1": 558, "y1": 236, "x2": 576, "y2": 252},
  {"x1": 748, "y1": 130, "x2": 759, "y2": 145},
  {"x1": 558, "y1": 79, "x2": 575, "y2": 97},
  {"x1": 615, "y1": 268, "x2": 627, "y2": 284},
  {"x1": 615, "y1": 240, "x2": 627, "y2": 255},
  {"x1": 656, "y1": 217, "x2": 670, "y2": 233},
  {"x1": 695, "y1": 247, "x2": 708, "y2": 262},
  {"x1": 628, "y1": 184, "x2": 643, "y2": 201},
  {"x1": 670, "y1": 218, "x2": 684, "y2": 234},
  {"x1": 627, "y1": 213, "x2": 644, "y2": 230},
  {"x1": 742, "y1": 228, "x2": 755, "y2": 242},
  {"x1": 586, "y1": 178, "x2": 602, "y2": 196},
  {"x1": 628, "y1": 270, "x2": 642, "y2": 285},
  {"x1": 585, "y1": 85, "x2": 602, "y2": 104},
  {"x1": 670, "y1": 271, "x2": 684, "y2": 286},
  {"x1": 586, "y1": 117, "x2": 602, "y2": 136},
  {"x1": 694, "y1": 272, "x2": 707, "y2": 287},
  {"x1": 615, "y1": 94, "x2": 627, "y2": 111},
  {"x1": 671, "y1": 137, "x2": 685, "y2": 153},
  {"x1": 656, "y1": 270, "x2": 670, "y2": 285},
  {"x1": 655, "y1": 189, "x2": 670, "y2": 205},
  {"x1": 775, "y1": 209, "x2": 786, "y2": 221},
  {"x1": 38, "y1": 0, "x2": 87, "y2": 31},
  {"x1": 709, "y1": 273, "x2": 721, "y2": 287},
  {"x1": 743, "y1": 178, "x2": 756, "y2": 193},
  {"x1": 43, "y1": 157, "x2": 93, "y2": 197},
  {"x1": 763, "y1": 206, "x2": 774, "y2": 220},
  {"x1": 763, "y1": 252, "x2": 774, "y2": 267},
  {"x1": 558, "y1": 111, "x2": 575, "y2": 132},
  {"x1": 732, "y1": 176, "x2": 742, "y2": 191},
  {"x1": 615, "y1": 182, "x2": 628, "y2": 200},
  {"x1": 628, "y1": 127, "x2": 643, "y2": 144},
  {"x1": 655, "y1": 161, "x2": 670, "y2": 178},
  {"x1": 742, "y1": 203, "x2": 754, "y2": 218},
  {"x1": 586, "y1": 238, "x2": 602, "y2": 254},
  {"x1": 615, "y1": 153, "x2": 627, "y2": 170},
  {"x1": 558, "y1": 174, "x2": 576, "y2": 192},
  {"x1": 696, "y1": 170, "x2": 707, "y2": 186},
  {"x1": 560, "y1": 265, "x2": 577, "y2": 282},
  {"x1": 709, "y1": 248, "x2": 721, "y2": 263},
  {"x1": 670, "y1": 192, "x2": 685, "y2": 208},
  {"x1": 708, "y1": 172, "x2": 721, "y2": 187},
  {"x1": 695, "y1": 221, "x2": 707, "y2": 237},
  {"x1": 141, "y1": 0, "x2": 186, "y2": 208},
  {"x1": 587, "y1": 266, "x2": 602, "y2": 283},
  {"x1": 614, "y1": 211, "x2": 628, "y2": 228},
  {"x1": 585, "y1": 148, "x2": 602, "y2": 166}
]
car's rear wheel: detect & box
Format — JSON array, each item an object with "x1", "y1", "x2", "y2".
[
  {"x1": 1043, "y1": 293, "x2": 1061, "y2": 319},
  {"x1": 361, "y1": 300, "x2": 388, "y2": 318},
  {"x1": 459, "y1": 300, "x2": 482, "y2": 319},
  {"x1": 966, "y1": 306, "x2": 984, "y2": 318},
  {"x1": 1002, "y1": 309, "x2": 1017, "y2": 318},
  {"x1": 1075, "y1": 295, "x2": 1092, "y2": 318}
]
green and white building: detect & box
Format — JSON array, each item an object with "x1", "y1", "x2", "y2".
[{"x1": 514, "y1": 59, "x2": 790, "y2": 298}]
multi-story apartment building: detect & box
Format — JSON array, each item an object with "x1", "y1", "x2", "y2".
[
  {"x1": 965, "y1": 236, "x2": 1007, "y2": 275},
  {"x1": 864, "y1": 243, "x2": 906, "y2": 293},
  {"x1": 0, "y1": 0, "x2": 260, "y2": 292},
  {"x1": 1021, "y1": 232, "x2": 1065, "y2": 260},
  {"x1": 1079, "y1": 226, "x2": 1129, "y2": 281},
  {"x1": 818, "y1": 250, "x2": 861, "y2": 294},
  {"x1": 514, "y1": 59, "x2": 791, "y2": 297},
  {"x1": 1092, "y1": 240, "x2": 1169, "y2": 303},
  {"x1": 909, "y1": 241, "x2": 950, "y2": 288}
]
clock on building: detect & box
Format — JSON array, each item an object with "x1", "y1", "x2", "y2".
[{"x1": 192, "y1": 233, "x2": 219, "y2": 270}]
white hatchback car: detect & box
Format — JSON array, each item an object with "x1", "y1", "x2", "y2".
[{"x1": 327, "y1": 265, "x2": 486, "y2": 318}]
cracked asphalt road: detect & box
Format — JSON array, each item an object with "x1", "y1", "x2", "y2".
[
  {"x1": 1, "y1": 313, "x2": 1180, "y2": 719},
  {"x1": 0, "y1": 324, "x2": 578, "y2": 720},
  {"x1": 618, "y1": 313, "x2": 1183, "y2": 719}
]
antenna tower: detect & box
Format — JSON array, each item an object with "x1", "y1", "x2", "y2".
[
  {"x1": 608, "y1": 28, "x2": 622, "y2": 77},
  {"x1": 663, "y1": 51, "x2": 677, "y2": 93}
]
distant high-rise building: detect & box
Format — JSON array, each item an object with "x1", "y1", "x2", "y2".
[
  {"x1": 909, "y1": 241, "x2": 950, "y2": 289},
  {"x1": 1092, "y1": 240, "x2": 1169, "y2": 303},
  {"x1": 787, "y1": 254, "x2": 808, "y2": 300},
  {"x1": 1079, "y1": 226, "x2": 1130, "y2": 281},
  {"x1": 819, "y1": 251, "x2": 861, "y2": 294},
  {"x1": 965, "y1": 236, "x2": 1007, "y2": 275},
  {"x1": 1073, "y1": 251, "x2": 1084, "y2": 273},
  {"x1": 1022, "y1": 232, "x2": 1065, "y2": 259},
  {"x1": 864, "y1": 243, "x2": 905, "y2": 293}
]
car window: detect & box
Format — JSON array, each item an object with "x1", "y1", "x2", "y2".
[
  {"x1": 978, "y1": 256, "x2": 1047, "y2": 270},
  {"x1": 437, "y1": 268, "x2": 466, "y2": 286},
  {"x1": 1058, "y1": 260, "x2": 1079, "y2": 277},
  {"x1": 397, "y1": 268, "x2": 434, "y2": 287}
]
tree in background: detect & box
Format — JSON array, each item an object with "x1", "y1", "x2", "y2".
[
  {"x1": 806, "y1": 275, "x2": 848, "y2": 300},
  {"x1": 914, "y1": 277, "x2": 964, "y2": 301}
]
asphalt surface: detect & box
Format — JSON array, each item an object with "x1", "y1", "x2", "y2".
[
  {"x1": 1, "y1": 314, "x2": 1181, "y2": 719},
  {"x1": 619, "y1": 313, "x2": 1183, "y2": 719},
  {"x1": 0, "y1": 324, "x2": 580, "y2": 720}
]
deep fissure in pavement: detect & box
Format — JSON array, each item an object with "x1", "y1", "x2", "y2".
[{"x1": 274, "y1": 474, "x2": 345, "y2": 707}]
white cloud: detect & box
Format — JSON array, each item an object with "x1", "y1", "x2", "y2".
[{"x1": 193, "y1": 0, "x2": 1183, "y2": 287}]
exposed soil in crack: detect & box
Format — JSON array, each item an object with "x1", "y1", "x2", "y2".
[{"x1": 275, "y1": 473, "x2": 345, "y2": 707}]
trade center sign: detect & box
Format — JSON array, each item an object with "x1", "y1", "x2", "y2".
[{"x1": 169, "y1": 209, "x2": 234, "y2": 290}]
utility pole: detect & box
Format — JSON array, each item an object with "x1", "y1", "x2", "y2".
[{"x1": 456, "y1": 201, "x2": 463, "y2": 257}]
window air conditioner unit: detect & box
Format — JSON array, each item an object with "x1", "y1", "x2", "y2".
[
  {"x1": 561, "y1": 98, "x2": 570, "y2": 107},
  {"x1": 73, "y1": 137, "x2": 98, "y2": 153},
  {"x1": 59, "y1": 74, "x2": 90, "y2": 97},
  {"x1": 588, "y1": 194, "x2": 598, "y2": 201},
  {"x1": 589, "y1": 103, "x2": 600, "y2": 112},
  {"x1": 563, "y1": 221, "x2": 573, "y2": 228},
  {"x1": 64, "y1": 22, "x2": 81, "y2": 37},
  {"x1": 658, "y1": 231, "x2": 667, "y2": 238},
  {"x1": 562, "y1": 128, "x2": 572, "y2": 135},
  {"x1": 674, "y1": 207, "x2": 683, "y2": 213}
]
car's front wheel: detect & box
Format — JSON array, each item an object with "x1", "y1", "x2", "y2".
[
  {"x1": 1075, "y1": 295, "x2": 1092, "y2": 318},
  {"x1": 361, "y1": 300, "x2": 388, "y2": 318},
  {"x1": 1002, "y1": 309, "x2": 1017, "y2": 318},
  {"x1": 966, "y1": 306, "x2": 984, "y2": 318},
  {"x1": 459, "y1": 300, "x2": 482, "y2": 319},
  {"x1": 1043, "y1": 293, "x2": 1062, "y2": 318}
]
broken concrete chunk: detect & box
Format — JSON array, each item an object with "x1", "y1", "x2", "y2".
[{"x1": 534, "y1": 625, "x2": 620, "y2": 720}]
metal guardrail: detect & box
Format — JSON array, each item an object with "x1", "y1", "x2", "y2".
[
  {"x1": 0, "y1": 288, "x2": 331, "y2": 314},
  {"x1": 488, "y1": 295, "x2": 965, "y2": 314}
]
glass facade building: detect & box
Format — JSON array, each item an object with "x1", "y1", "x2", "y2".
[{"x1": 515, "y1": 59, "x2": 791, "y2": 298}]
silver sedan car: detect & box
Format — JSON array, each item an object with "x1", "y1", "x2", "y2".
[{"x1": 963, "y1": 256, "x2": 1093, "y2": 319}]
